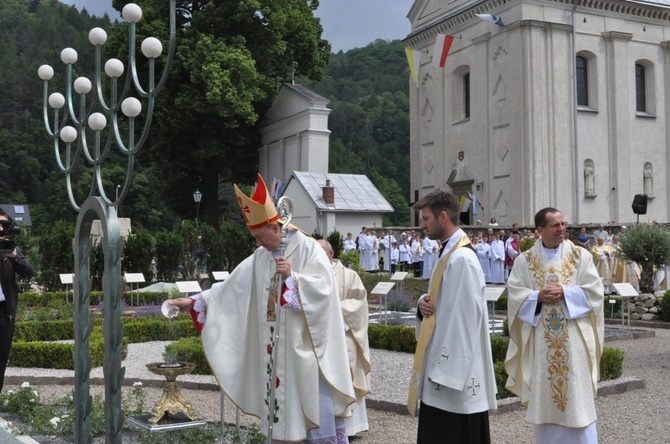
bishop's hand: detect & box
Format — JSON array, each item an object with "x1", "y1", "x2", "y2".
[{"x1": 275, "y1": 257, "x2": 292, "y2": 280}]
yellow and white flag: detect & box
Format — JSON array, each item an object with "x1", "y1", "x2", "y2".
[{"x1": 405, "y1": 47, "x2": 421, "y2": 86}]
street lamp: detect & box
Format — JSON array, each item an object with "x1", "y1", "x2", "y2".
[{"x1": 193, "y1": 188, "x2": 202, "y2": 226}]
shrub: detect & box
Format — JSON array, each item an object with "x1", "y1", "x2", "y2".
[
  {"x1": 338, "y1": 250, "x2": 362, "y2": 272},
  {"x1": 368, "y1": 324, "x2": 416, "y2": 352},
  {"x1": 661, "y1": 291, "x2": 670, "y2": 322},
  {"x1": 518, "y1": 237, "x2": 535, "y2": 252},
  {"x1": 327, "y1": 229, "x2": 343, "y2": 259},
  {"x1": 494, "y1": 294, "x2": 508, "y2": 311},
  {"x1": 164, "y1": 337, "x2": 210, "y2": 375},
  {"x1": 122, "y1": 228, "x2": 155, "y2": 283},
  {"x1": 489, "y1": 335, "x2": 509, "y2": 363},
  {"x1": 617, "y1": 224, "x2": 670, "y2": 293},
  {"x1": 14, "y1": 320, "x2": 74, "y2": 341},
  {"x1": 493, "y1": 361, "x2": 512, "y2": 399},
  {"x1": 386, "y1": 290, "x2": 416, "y2": 312},
  {"x1": 600, "y1": 347, "x2": 625, "y2": 380}
]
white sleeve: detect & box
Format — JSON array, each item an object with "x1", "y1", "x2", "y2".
[
  {"x1": 518, "y1": 291, "x2": 541, "y2": 326},
  {"x1": 562, "y1": 285, "x2": 593, "y2": 319}
]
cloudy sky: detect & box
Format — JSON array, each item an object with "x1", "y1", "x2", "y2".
[{"x1": 59, "y1": 0, "x2": 413, "y2": 52}]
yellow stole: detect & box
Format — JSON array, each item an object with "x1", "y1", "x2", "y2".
[{"x1": 407, "y1": 235, "x2": 471, "y2": 416}]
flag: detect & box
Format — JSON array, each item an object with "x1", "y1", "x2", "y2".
[
  {"x1": 432, "y1": 34, "x2": 455, "y2": 68},
  {"x1": 271, "y1": 177, "x2": 285, "y2": 200},
  {"x1": 476, "y1": 13, "x2": 505, "y2": 27},
  {"x1": 469, "y1": 192, "x2": 479, "y2": 217},
  {"x1": 460, "y1": 195, "x2": 471, "y2": 213},
  {"x1": 405, "y1": 47, "x2": 421, "y2": 86}
]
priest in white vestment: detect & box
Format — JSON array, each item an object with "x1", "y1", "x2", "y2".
[
  {"x1": 170, "y1": 175, "x2": 355, "y2": 444},
  {"x1": 475, "y1": 238, "x2": 491, "y2": 283},
  {"x1": 409, "y1": 190, "x2": 497, "y2": 444},
  {"x1": 489, "y1": 235, "x2": 505, "y2": 284},
  {"x1": 421, "y1": 236, "x2": 438, "y2": 279},
  {"x1": 505, "y1": 207, "x2": 604, "y2": 444},
  {"x1": 318, "y1": 239, "x2": 371, "y2": 437}
]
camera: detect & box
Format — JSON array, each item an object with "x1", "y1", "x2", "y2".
[
  {"x1": 0, "y1": 219, "x2": 20, "y2": 236},
  {"x1": 0, "y1": 239, "x2": 15, "y2": 252},
  {"x1": 0, "y1": 219, "x2": 20, "y2": 252}
]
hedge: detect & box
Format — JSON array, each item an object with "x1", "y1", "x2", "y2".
[
  {"x1": 18, "y1": 291, "x2": 171, "y2": 307},
  {"x1": 8, "y1": 330, "x2": 127, "y2": 369}
]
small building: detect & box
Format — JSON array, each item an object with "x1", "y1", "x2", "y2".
[
  {"x1": 0, "y1": 204, "x2": 31, "y2": 227},
  {"x1": 281, "y1": 171, "x2": 394, "y2": 237}
]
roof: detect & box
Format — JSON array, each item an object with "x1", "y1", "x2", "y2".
[
  {"x1": 287, "y1": 172, "x2": 394, "y2": 213},
  {"x1": 627, "y1": 0, "x2": 670, "y2": 7},
  {"x1": 0, "y1": 204, "x2": 31, "y2": 227}
]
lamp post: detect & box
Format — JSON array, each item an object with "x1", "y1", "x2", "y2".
[
  {"x1": 38, "y1": 2, "x2": 176, "y2": 442},
  {"x1": 193, "y1": 188, "x2": 202, "y2": 227}
]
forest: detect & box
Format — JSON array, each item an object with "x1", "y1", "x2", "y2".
[{"x1": 0, "y1": 0, "x2": 411, "y2": 234}]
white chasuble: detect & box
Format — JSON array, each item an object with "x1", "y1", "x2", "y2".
[
  {"x1": 506, "y1": 240, "x2": 604, "y2": 429},
  {"x1": 332, "y1": 260, "x2": 371, "y2": 435},
  {"x1": 199, "y1": 230, "x2": 355, "y2": 442}
]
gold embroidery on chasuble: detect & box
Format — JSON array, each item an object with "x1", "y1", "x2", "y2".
[{"x1": 525, "y1": 249, "x2": 578, "y2": 413}]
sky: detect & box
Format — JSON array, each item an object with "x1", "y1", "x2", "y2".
[{"x1": 58, "y1": 0, "x2": 413, "y2": 52}]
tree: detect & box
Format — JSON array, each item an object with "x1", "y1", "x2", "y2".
[
  {"x1": 110, "y1": 0, "x2": 331, "y2": 227},
  {"x1": 617, "y1": 224, "x2": 670, "y2": 293}
]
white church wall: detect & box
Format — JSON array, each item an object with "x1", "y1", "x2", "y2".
[{"x1": 408, "y1": 0, "x2": 670, "y2": 225}]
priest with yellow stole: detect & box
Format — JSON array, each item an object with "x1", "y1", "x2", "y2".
[
  {"x1": 170, "y1": 174, "x2": 355, "y2": 443},
  {"x1": 506, "y1": 207, "x2": 604, "y2": 444}
]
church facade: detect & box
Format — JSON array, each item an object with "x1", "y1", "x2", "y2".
[{"x1": 406, "y1": 0, "x2": 670, "y2": 226}]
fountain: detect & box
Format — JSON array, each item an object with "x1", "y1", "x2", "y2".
[{"x1": 126, "y1": 362, "x2": 206, "y2": 432}]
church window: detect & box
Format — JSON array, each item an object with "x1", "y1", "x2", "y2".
[
  {"x1": 576, "y1": 51, "x2": 598, "y2": 111},
  {"x1": 636, "y1": 64, "x2": 646, "y2": 113},
  {"x1": 451, "y1": 65, "x2": 471, "y2": 123},
  {"x1": 635, "y1": 60, "x2": 656, "y2": 117},
  {"x1": 464, "y1": 73, "x2": 471, "y2": 119},
  {"x1": 576, "y1": 56, "x2": 588, "y2": 107}
]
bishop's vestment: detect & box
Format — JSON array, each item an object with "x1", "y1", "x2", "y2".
[
  {"x1": 505, "y1": 240, "x2": 604, "y2": 442},
  {"x1": 198, "y1": 230, "x2": 355, "y2": 443}
]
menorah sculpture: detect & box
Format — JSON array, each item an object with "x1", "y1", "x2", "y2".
[{"x1": 38, "y1": 2, "x2": 176, "y2": 443}]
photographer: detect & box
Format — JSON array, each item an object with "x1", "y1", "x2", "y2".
[{"x1": 0, "y1": 209, "x2": 34, "y2": 392}]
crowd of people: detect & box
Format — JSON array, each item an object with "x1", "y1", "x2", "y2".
[{"x1": 74, "y1": 172, "x2": 642, "y2": 444}]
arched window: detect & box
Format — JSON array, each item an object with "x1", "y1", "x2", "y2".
[
  {"x1": 576, "y1": 56, "x2": 588, "y2": 107},
  {"x1": 636, "y1": 64, "x2": 646, "y2": 112}
]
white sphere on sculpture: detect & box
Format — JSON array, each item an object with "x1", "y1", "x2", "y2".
[
  {"x1": 88, "y1": 113, "x2": 107, "y2": 131},
  {"x1": 104, "y1": 59, "x2": 125, "y2": 78},
  {"x1": 121, "y1": 97, "x2": 142, "y2": 117},
  {"x1": 73, "y1": 77, "x2": 92, "y2": 95},
  {"x1": 38, "y1": 65, "x2": 54, "y2": 80},
  {"x1": 60, "y1": 48, "x2": 78, "y2": 64},
  {"x1": 60, "y1": 126, "x2": 78, "y2": 143},
  {"x1": 122, "y1": 3, "x2": 142, "y2": 23},
  {"x1": 48, "y1": 93, "x2": 65, "y2": 109},
  {"x1": 141, "y1": 37, "x2": 163, "y2": 59},
  {"x1": 89, "y1": 27, "x2": 108, "y2": 46}
]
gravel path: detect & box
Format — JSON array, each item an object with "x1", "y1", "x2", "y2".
[{"x1": 3, "y1": 326, "x2": 670, "y2": 443}]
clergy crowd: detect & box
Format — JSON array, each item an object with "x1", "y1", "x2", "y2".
[{"x1": 164, "y1": 173, "x2": 631, "y2": 444}]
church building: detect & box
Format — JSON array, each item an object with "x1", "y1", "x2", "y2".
[{"x1": 406, "y1": 0, "x2": 670, "y2": 225}]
